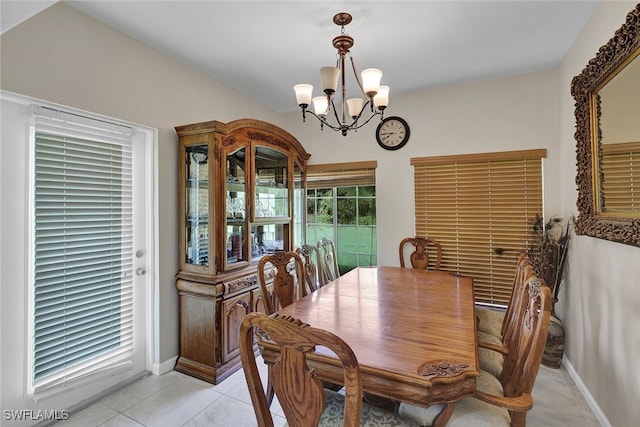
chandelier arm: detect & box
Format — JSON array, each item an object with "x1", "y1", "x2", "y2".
[
  {"x1": 350, "y1": 109, "x2": 383, "y2": 130},
  {"x1": 304, "y1": 109, "x2": 344, "y2": 132}
]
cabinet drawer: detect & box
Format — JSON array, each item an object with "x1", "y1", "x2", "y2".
[{"x1": 223, "y1": 274, "x2": 257, "y2": 296}]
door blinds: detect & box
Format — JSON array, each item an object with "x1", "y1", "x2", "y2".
[
  {"x1": 31, "y1": 106, "x2": 135, "y2": 394},
  {"x1": 411, "y1": 149, "x2": 545, "y2": 305},
  {"x1": 600, "y1": 141, "x2": 640, "y2": 213}
]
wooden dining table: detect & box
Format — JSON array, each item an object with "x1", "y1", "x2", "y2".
[{"x1": 260, "y1": 265, "x2": 479, "y2": 422}]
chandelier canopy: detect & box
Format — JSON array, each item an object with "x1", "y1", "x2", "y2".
[{"x1": 293, "y1": 12, "x2": 389, "y2": 136}]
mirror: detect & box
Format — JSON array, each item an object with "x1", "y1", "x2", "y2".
[{"x1": 572, "y1": 4, "x2": 640, "y2": 247}]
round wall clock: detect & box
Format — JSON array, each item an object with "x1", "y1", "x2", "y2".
[{"x1": 376, "y1": 116, "x2": 410, "y2": 150}]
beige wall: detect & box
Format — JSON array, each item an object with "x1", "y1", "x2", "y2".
[
  {"x1": 559, "y1": 2, "x2": 640, "y2": 427},
  {"x1": 2, "y1": 1, "x2": 639, "y2": 425}
]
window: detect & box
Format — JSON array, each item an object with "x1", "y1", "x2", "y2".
[
  {"x1": 306, "y1": 161, "x2": 377, "y2": 274},
  {"x1": 29, "y1": 107, "x2": 135, "y2": 394},
  {"x1": 412, "y1": 150, "x2": 545, "y2": 305}
]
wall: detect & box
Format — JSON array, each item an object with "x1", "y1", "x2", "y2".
[
  {"x1": 0, "y1": 1, "x2": 283, "y2": 409},
  {"x1": 558, "y1": 2, "x2": 640, "y2": 427}
]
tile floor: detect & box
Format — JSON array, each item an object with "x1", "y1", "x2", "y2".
[{"x1": 55, "y1": 359, "x2": 601, "y2": 427}]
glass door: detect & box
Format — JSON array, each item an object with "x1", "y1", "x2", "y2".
[
  {"x1": 293, "y1": 161, "x2": 305, "y2": 248},
  {"x1": 185, "y1": 144, "x2": 210, "y2": 268},
  {"x1": 254, "y1": 146, "x2": 289, "y2": 219},
  {"x1": 252, "y1": 146, "x2": 290, "y2": 260},
  {"x1": 225, "y1": 147, "x2": 248, "y2": 268}
]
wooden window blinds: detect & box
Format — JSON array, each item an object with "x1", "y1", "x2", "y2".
[
  {"x1": 411, "y1": 149, "x2": 545, "y2": 305},
  {"x1": 307, "y1": 161, "x2": 377, "y2": 189},
  {"x1": 601, "y1": 141, "x2": 640, "y2": 213}
]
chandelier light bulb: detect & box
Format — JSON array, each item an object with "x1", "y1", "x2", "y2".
[
  {"x1": 374, "y1": 86, "x2": 390, "y2": 110},
  {"x1": 312, "y1": 96, "x2": 329, "y2": 117},
  {"x1": 293, "y1": 84, "x2": 313, "y2": 107},
  {"x1": 320, "y1": 67, "x2": 340, "y2": 95},
  {"x1": 346, "y1": 98, "x2": 364, "y2": 118},
  {"x1": 361, "y1": 68, "x2": 383, "y2": 98}
]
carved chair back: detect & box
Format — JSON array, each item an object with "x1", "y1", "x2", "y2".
[
  {"x1": 257, "y1": 251, "x2": 306, "y2": 315},
  {"x1": 398, "y1": 236, "x2": 442, "y2": 270},
  {"x1": 500, "y1": 253, "x2": 534, "y2": 345},
  {"x1": 239, "y1": 312, "x2": 363, "y2": 427},
  {"x1": 499, "y1": 276, "x2": 552, "y2": 399},
  {"x1": 316, "y1": 238, "x2": 340, "y2": 283},
  {"x1": 296, "y1": 244, "x2": 327, "y2": 293}
]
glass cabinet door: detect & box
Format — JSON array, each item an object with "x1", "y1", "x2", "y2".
[
  {"x1": 250, "y1": 223, "x2": 286, "y2": 259},
  {"x1": 225, "y1": 148, "x2": 247, "y2": 267},
  {"x1": 185, "y1": 145, "x2": 210, "y2": 267},
  {"x1": 293, "y1": 161, "x2": 305, "y2": 249},
  {"x1": 254, "y1": 146, "x2": 289, "y2": 218}
]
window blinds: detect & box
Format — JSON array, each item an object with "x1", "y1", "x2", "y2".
[
  {"x1": 601, "y1": 141, "x2": 640, "y2": 213},
  {"x1": 307, "y1": 161, "x2": 377, "y2": 189},
  {"x1": 412, "y1": 149, "x2": 545, "y2": 305},
  {"x1": 31, "y1": 106, "x2": 135, "y2": 394}
]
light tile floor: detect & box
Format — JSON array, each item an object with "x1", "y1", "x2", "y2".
[{"x1": 55, "y1": 360, "x2": 601, "y2": 427}]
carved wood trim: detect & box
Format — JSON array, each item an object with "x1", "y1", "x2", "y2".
[
  {"x1": 571, "y1": 4, "x2": 640, "y2": 247},
  {"x1": 417, "y1": 360, "x2": 471, "y2": 380}
]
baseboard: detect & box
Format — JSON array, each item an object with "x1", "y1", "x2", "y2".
[
  {"x1": 563, "y1": 356, "x2": 610, "y2": 427},
  {"x1": 152, "y1": 355, "x2": 178, "y2": 376}
]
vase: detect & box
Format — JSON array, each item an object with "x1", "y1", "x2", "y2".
[{"x1": 542, "y1": 312, "x2": 565, "y2": 368}]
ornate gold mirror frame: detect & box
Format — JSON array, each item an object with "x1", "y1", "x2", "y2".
[{"x1": 571, "y1": 4, "x2": 640, "y2": 247}]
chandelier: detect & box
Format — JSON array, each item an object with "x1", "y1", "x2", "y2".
[{"x1": 293, "y1": 12, "x2": 389, "y2": 136}]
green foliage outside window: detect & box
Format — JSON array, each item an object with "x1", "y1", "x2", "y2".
[{"x1": 306, "y1": 186, "x2": 376, "y2": 274}]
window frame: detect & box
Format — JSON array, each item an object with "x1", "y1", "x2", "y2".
[{"x1": 306, "y1": 161, "x2": 377, "y2": 274}]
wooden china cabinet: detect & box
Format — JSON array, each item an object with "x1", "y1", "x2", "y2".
[{"x1": 174, "y1": 118, "x2": 310, "y2": 383}]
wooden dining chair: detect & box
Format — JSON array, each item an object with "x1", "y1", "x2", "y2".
[
  {"x1": 257, "y1": 250, "x2": 306, "y2": 316},
  {"x1": 296, "y1": 244, "x2": 327, "y2": 293},
  {"x1": 476, "y1": 252, "x2": 530, "y2": 339},
  {"x1": 398, "y1": 236, "x2": 442, "y2": 270},
  {"x1": 257, "y1": 250, "x2": 306, "y2": 406},
  {"x1": 476, "y1": 253, "x2": 534, "y2": 377},
  {"x1": 398, "y1": 276, "x2": 552, "y2": 427},
  {"x1": 316, "y1": 237, "x2": 340, "y2": 282},
  {"x1": 239, "y1": 312, "x2": 415, "y2": 427}
]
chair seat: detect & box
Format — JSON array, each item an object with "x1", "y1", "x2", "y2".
[
  {"x1": 284, "y1": 389, "x2": 417, "y2": 427},
  {"x1": 475, "y1": 306, "x2": 505, "y2": 338},
  {"x1": 398, "y1": 370, "x2": 510, "y2": 427},
  {"x1": 477, "y1": 330, "x2": 505, "y2": 378}
]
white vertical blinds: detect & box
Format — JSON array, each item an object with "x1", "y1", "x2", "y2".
[{"x1": 31, "y1": 106, "x2": 135, "y2": 393}]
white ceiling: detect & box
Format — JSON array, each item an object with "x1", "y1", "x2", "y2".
[{"x1": 2, "y1": 1, "x2": 599, "y2": 113}]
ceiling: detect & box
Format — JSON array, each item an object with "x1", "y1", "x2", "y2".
[{"x1": 2, "y1": 1, "x2": 599, "y2": 113}]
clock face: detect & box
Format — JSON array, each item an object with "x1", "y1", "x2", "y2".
[{"x1": 376, "y1": 116, "x2": 410, "y2": 150}]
